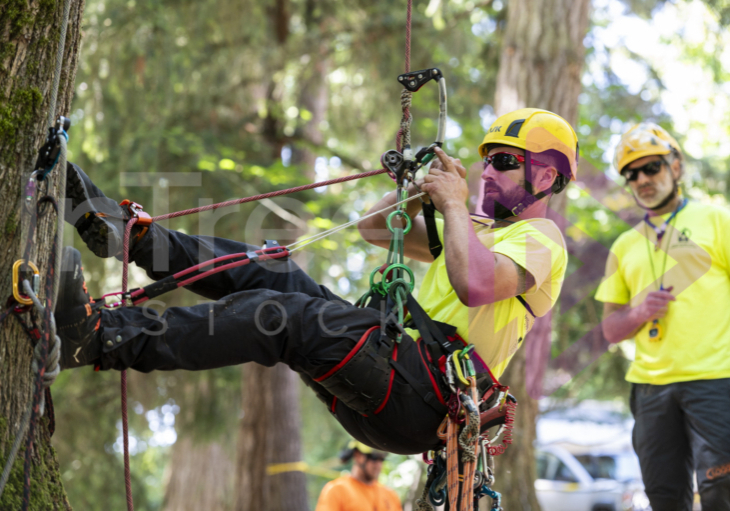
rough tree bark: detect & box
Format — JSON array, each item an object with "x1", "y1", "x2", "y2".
[
  {"x1": 0, "y1": 0, "x2": 85, "y2": 508},
  {"x1": 235, "y1": 363, "x2": 308, "y2": 511},
  {"x1": 162, "y1": 437, "x2": 235, "y2": 511},
  {"x1": 491, "y1": 0, "x2": 590, "y2": 509}
]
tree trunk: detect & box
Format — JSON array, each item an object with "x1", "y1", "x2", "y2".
[
  {"x1": 492, "y1": 0, "x2": 590, "y2": 509},
  {"x1": 235, "y1": 364, "x2": 272, "y2": 511},
  {"x1": 0, "y1": 0, "x2": 84, "y2": 508},
  {"x1": 235, "y1": 363, "x2": 309, "y2": 511},
  {"x1": 162, "y1": 437, "x2": 235, "y2": 511},
  {"x1": 268, "y1": 364, "x2": 308, "y2": 511}
]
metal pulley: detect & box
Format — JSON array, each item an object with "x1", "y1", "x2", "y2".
[{"x1": 380, "y1": 68, "x2": 448, "y2": 185}]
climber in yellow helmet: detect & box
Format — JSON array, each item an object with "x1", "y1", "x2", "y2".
[
  {"x1": 360, "y1": 107, "x2": 575, "y2": 377},
  {"x1": 57, "y1": 108, "x2": 574, "y2": 456},
  {"x1": 596, "y1": 122, "x2": 730, "y2": 510}
]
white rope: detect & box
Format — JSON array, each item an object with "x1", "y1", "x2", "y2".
[
  {"x1": 286, "y1": 192, "x2": 426, "y2": 253},
  {"x1": 52, "y1": 136, "x2": 67, "y2": 310},
  {"x1": 47, "y1": 0, "x2": 73, "y2": 126}
]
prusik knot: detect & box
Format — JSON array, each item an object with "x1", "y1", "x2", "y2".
[
  {"x1": 398, "y1": 89, "x2": 413, "y2": 151},
  {"x1": 459, "y1": 407, "x2": 480, "y2": 463}
]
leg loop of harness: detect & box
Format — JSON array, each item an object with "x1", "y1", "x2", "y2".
[{"x1": 313, "y1": 326, "x2": 395, "y2": 416}]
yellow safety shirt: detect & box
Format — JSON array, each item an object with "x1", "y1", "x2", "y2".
[
  {"x1": 595, "y1": 201, "x2": 730, "y2": 384},
  {"x1": 405, "y1": 216, "x2": 568, "y2": 377}
]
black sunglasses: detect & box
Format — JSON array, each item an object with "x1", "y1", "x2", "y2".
[
  {"x1": 621, "y1": 160, "x2": 664, "y2": 182},
  {"x1": 365, "y1": 453, "x2": 386, "y2": 462},
  {"x1": 483, "y1": 152, "x2": 548, "y2": 172}
]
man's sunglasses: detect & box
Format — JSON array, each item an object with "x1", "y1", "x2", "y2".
[
  {"x1": 621, "y1": 160, "x2": 664, "y2": 182},
  {"x1": 365, "y1": 453, "x2": 386, "y2": 462},
  {"x1": 483, "y1": 152, "x2": 548, "y2": 171}
]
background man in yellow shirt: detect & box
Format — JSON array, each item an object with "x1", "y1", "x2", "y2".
[
  {"x1": 56, "y1": 108, "x2": 572, "y2": 455},
  {"x1": 596, "y1": 123, "x2": 730, "y2": 510},
  {"x1": 315, "y1": 441, "x2": 402, "y2": 511}
]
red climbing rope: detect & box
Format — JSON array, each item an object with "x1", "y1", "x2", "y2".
[
  {"x1": 121, "y1": 218, "x2": 135, "y2": 511},
  {"x1": 405, "y1": 0, "x2": 412, "y2": 73},
  {"x1": 151, "y1": 168, "x2": 388, "y2": 222},
  {"x1": 396, "y1": 0, "x2": 413, "y2": 153}
]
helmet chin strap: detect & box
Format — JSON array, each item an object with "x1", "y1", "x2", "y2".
[
  {"x1": 646, "y1": 180, "x2": 679, "y2": 212},
  {"x1": 490, "y1": 158, "x2": 557, "y2": 219}
]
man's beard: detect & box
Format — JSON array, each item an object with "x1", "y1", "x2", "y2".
[
  {"x1": 637, "y1": 179, "x2": 678, "y2": 211},
  {"x1": 480, "y1": 182, "x2": 530, "y2": 220}
]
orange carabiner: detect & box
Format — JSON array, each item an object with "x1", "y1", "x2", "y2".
[{"x1": 12, "y1": 259, "x2": 39, "y2": 306}]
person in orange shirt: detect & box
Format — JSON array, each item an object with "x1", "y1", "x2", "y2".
[{"x1": 315, "y1": 441, "x2": 402, "y2": 511}]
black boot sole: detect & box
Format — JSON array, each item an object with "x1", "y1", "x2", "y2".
[
  {"x1": 57, "y1": 247, "x2": 103, "y2": 369},
  {"x1": 66, "y1": 164, "x2": 126, "y2": 258}
]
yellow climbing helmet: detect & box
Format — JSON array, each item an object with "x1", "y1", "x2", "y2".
[
  {"x1": 349, "y1": 440, "x2": 374, "y2": 453},
  {"x1": 478, "y1": 108, "x2": 579, "y2": 184},
  {"x1": 340, "y1": 440, "x2": 388, "y2": 461},
  {"x1": 614, "y1": 122, "x2": 682, "y2": 172}
]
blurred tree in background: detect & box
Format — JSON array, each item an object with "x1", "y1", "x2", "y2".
[{"x1": 3, "y1": 0, "x2": 726, "y2": 509}]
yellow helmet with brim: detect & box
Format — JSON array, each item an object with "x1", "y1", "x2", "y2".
[
  {"x1": 478, "y1": 108, "x2": 579, "y2": 194},
  {"x1": 614, "y1": 122, "x2": 682, "y2": 172}
]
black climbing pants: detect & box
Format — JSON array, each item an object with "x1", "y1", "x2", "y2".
[
  {"x1": 631, "y1": 379, "x2": 730, "y2": 511},
  {"x1": 97, "y1": 224, "x2": 450, "y2": 455}
]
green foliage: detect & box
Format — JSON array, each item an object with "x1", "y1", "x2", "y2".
[{"x1": 702, "y1": 0, "x2": 730, "y2": 25}]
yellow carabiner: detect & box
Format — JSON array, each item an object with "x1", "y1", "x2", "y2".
[
  {"x1": 12, "y1": 260, "x2": 39, "y2": 306},
  {"x1": 452, "y1": 349, "x2": 470, "y2": 387},
  {"x1": 498, "y1": 390, "x2": 508, "y2": 412}
]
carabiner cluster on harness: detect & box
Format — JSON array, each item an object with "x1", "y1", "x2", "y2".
[{"x1": 416, "y1": 349, "x2": 518, "y2": 511}]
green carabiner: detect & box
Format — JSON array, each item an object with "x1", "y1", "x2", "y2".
[
  {"x1": 369, "y1": 267, "x2": 387, "y2": 296},
  {"x1": 381, "y1": 264, "x2": 415, "y2": 294},
  {"x1": 386, "y1": 210, "x2": 412, "y2": 234}
]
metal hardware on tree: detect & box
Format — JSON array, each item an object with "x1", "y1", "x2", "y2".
[
  {"x1": 11, "y1": 260, "x2": 40, "y2": 306},
  {"x1": 34, "y1": 116, "x2": 70, "y2": 181}
]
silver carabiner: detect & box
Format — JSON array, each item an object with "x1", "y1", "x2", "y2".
[{"x1": 445, "y1": 354, "x2": 457, "y2": 394}]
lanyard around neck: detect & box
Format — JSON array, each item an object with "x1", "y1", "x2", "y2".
[
  {"x1": 644, "y1": 198, "x2": 688, "y2": 291},
  {"x1": 644, "y1": 198, "x2": 688, "y2": 251}
]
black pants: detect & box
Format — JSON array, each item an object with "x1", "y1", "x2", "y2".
[
  {"x1": 631, "y1": 380, "x2": 730, "y2": 510},
  {"x1": 97, "y1": 224, "x2": 449, "y2": 454}
]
